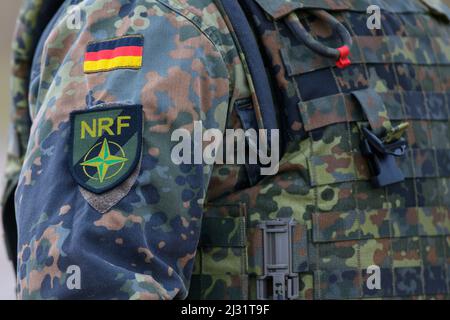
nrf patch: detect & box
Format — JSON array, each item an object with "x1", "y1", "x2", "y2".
[
  {"x1": 84, "y1": 35, "x2": 144, "y2": 73},
  {"x1": 69, "y1": 105, "x2": 143, "y2": 194}
]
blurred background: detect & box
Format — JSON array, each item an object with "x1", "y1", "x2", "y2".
[{"x1": 0, "y1": 1, "x2": 22, "y2": 300}]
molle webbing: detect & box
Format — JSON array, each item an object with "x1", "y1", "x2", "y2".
[
  {"x1": 196, "y1": 0, "x2": 450, "y2": 300},
  {"x1": 191, "y1": 205, "x2": 450, "y2": 299},
  {"x1": 218, "y1": 0, "x2": 278, "y2": 137},
  {"x1": 299, "y1": 91, "x2": 449, "y2": 132}
]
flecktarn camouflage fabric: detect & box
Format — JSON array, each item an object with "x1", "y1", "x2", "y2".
[
  {"x1": 191, "y1": 0, "x2": 450, "y2": 300},
  {"x1": 4, "y1": 0, "x2": 253, "y2": 299},
  {"x1": 3, "y1": 0, "x2": 450, "y2": 301}
]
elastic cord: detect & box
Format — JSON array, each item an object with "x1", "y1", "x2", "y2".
[{"x1": 285, "y1": 10, "x2": 353, "y2": 68}]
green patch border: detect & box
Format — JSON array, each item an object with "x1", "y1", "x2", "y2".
[{"x1": 69, "y1": 105, "x2": 143, "y2": 194}]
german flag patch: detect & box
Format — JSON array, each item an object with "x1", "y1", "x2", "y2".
[{"x1": 84, "y1": 35, "x2": 144, "y2": 74}]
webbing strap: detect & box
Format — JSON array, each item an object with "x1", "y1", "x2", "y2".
[
  {"x1": 352, "y1": 89, "x2": 393, "y2": 136},
  {"x1": 308, "y1": 148, "x2": 450, "y2": 187},
  {"x1": 234, "y1": 98, "x2": 264, "y2": 186},
  {"x1": 299, "y1": 91, "x2": 449, "y2": 132},
  {"x1": 199, "y1": 217, "x2": 308, "y2": 270},
  {"x1": 191, "y1": 211, "x2": 450, "y2": 300},
  {"x1": 312, "y1": 206, "x2": 450, "y2": 244},
  {"x1": 253, "y1": 0, "x2": 429, "y2": 20},
  {"x1": 281, "y1": 36, "x2": 450, "y2": 76},
  {"x1": 292, "y1": 223, "x2": 310, "y2": 273},
  {"x1": 218, "y1": 0, "x2": 278, "y2": 139},
  {"x1": 188, "y1": 274, "x2": 249, "y2": 300}
]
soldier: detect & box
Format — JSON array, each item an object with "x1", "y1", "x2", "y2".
[
  {"x1": 3, "y1": 0, "x2": 257, "y2": 299},
  {"x1": 2, "y1": 0, "x2": 450, "y2": 301}
]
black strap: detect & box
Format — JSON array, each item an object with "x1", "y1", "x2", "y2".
[{"x1": 218, "y1": 0, "x2": 278, "y2": 139}]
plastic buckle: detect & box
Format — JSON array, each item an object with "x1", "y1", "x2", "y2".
[
  {"x1": 256, "y1": 219, "x2": 299, "y2": 300},
  {"x1": 360, "y1": 127, "x2": 408, "y2": 188},
  {"x1": 336, "y1": 45, "x2": 351, "y2": 69}
]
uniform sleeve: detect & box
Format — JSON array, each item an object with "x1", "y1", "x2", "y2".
[{"x1": 14, "y1": 0, "x2": 234, "y2": 300}]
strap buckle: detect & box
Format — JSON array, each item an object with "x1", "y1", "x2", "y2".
[
  {"x1": 360, "y1": 124, "x2": 409, "y2": 188},
  {"x1": 256, "y1": 219, "x2": 299, "y2": 300}
]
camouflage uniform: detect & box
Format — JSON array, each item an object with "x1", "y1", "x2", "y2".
[
  {"x1": 190, "y1": 0, "x2": 450, "y2": 300},
  {"x1": 3, "y1": 0, "x2": 450, "y2": 301},
  {"x1": 2, "y1": 0, "x2": 256, "y2": 299}
]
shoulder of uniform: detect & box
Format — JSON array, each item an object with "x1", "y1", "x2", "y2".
[{"x1": 155, "y1": 0, "x2": 235, "y2": 62}]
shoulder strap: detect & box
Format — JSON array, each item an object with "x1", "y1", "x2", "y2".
[{"x1": 216, "y1": 0, "x2": 278, "y2": 139}]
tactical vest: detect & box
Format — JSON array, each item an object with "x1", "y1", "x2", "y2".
[{"x1": 189, "y1": 0, "x2": 450, "y2": 300}]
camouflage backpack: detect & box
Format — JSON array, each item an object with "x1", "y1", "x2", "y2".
[{"x1": 189, "y1": 0, "x2": 450, "y2": 300}]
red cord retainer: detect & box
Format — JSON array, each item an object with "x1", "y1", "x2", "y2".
[{"x1": 336, "y1": 45, "x2": 351, "y2": 69}]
